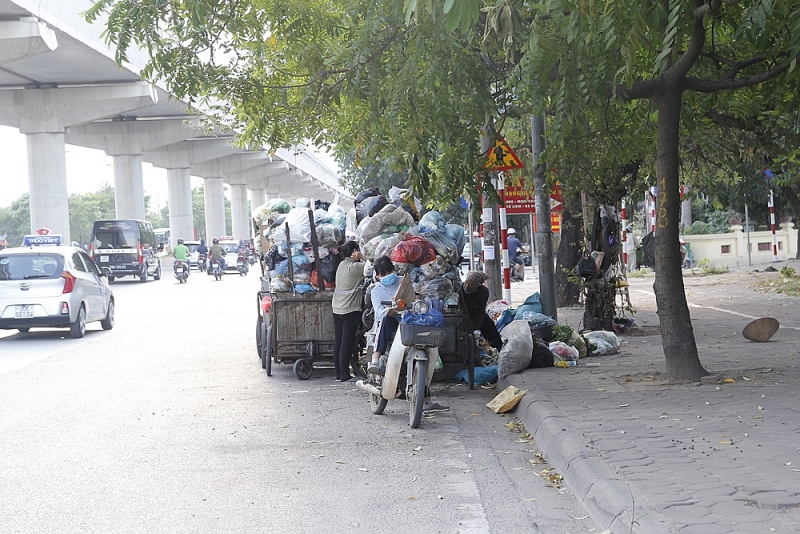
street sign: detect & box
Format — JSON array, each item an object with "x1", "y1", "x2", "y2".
[
  {"x1": 504, "y1": 181, "x2": 562, "y2": 215},
  {"x1": 484, "y1": 136, "x2": 523, "y2": 171}
]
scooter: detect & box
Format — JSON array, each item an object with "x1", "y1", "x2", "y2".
[
  {"x1": 209, "y1": 258, "x2": 223, "y2": 281},
  {"x1": 247, "y1": 251, "x2": 257, "y2": 266},
  {"x1": 197, "y1": 253, "x2": 207, "y2": 272},
  {"x1": 174, "y1": 259, "x2": 190, "y2": 283},
  {"x1": 356, "y1": 298, "x2": 444, "y2": 429},
  {"x1": 237, "y1": 253, "x2": 249, "y2": 276}
]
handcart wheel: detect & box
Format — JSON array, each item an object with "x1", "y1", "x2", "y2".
[
  {"x1": 256, "y1": 316, "x2": 263, "y2": 357},
  {"x1": 370, "y1": 393, "x2": 388, "y2": 415},
  {"x1": 293, "y1": 358, "x2": 313, "y2": 380},
  {"x1": 466, "y1": 333, "x2": 477, "y2": 390},
  {"x1": 262, "y1": 324, "x2": 273, "y2": 375}
]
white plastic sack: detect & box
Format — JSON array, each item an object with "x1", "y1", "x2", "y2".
[
  {"x1": 271, "y1": 207, "x2": 312, "y2": 243},
  {"x1": 584, "y1": 330, "x2": 621, "y2": 355},
  {"x1": 497, "y1": 320, "x2": 533, "y2": 380}
]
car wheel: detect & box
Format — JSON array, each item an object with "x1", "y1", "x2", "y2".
[
  {"x1": 70, "y1": 305, "x2": 86, "y2": 339},
  {"x1": 154, "y1": 264, "x2": 162, "y2": 281},
  {"x1": 108, "y1": 275, "x2": 115, "y2": 283},
  {"x1": 140, "y1": 267, "x2": 148, "y2": 283},
  {"x1": 101, "y1": 299, "x2": 115, "y2": 330},
  {"x1": 17, "y1": 328, "x2": 30, "y2": 333}
]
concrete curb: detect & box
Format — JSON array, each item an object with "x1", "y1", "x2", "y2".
[{"x1": 500, "y1": 377, "x2": 672, "y2": 534}]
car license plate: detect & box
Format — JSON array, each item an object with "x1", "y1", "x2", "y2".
[
  {"x1": 100, "y1": 255, "x2": 109, "y2": 262},
  {"x1": 15, "y1": 305, "x2": 33, "y2": 319}
]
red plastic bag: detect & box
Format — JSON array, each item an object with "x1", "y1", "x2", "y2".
[
  {"x1": 390, "y1": 235, "x2": 436, "y2": 265},
  {"x1": 260, "y1": 295, "x2": 273, "y2": 312},
  {"x1": 310, "y1": 270, "x2": 335, "y2": 290}
]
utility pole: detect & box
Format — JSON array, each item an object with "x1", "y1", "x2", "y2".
[
  {"x1": 531, "y1": 113, "x2": 557, "y2": 319},
  {"x1": 481, "y1": 123, "x2": 502, "y2": 301}
]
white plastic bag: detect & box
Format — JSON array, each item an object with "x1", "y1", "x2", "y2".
[
  {"x1": 497, "y1": 320, "x2": 533, "y2": 380},
  {"x1": 584, "y1": 330, "x2": 621, "y2": 356},
  {"x1": 548, "y1": 341, "x2": 579, "y2": 362}
]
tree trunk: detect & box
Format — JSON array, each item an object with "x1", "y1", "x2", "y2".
[
  {"x1": 655, "y1": 87, "x2": 707, "y2": 382},
  {"x1": 779, "y1": 184, "x2": 800, "y2": 259},
  {"x1": 555, "y1": 190, "x2": 582, "y2": 307}
]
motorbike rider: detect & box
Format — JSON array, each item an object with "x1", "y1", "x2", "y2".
[
  {"x1": 197, "y1": 238, "x2": 209, "y2": 257},
  {"x1": 237, "y1": 240, "x2": 249, "y2": 263},
  {"x1": 368, "y1": 256, "x2": 449, "y2": 413},
  {"x1": 460, "y1": 271, "x2": 503, "y2": 351},
  {"x1": 173, "y1": 238, "x2": 190, "y2": 271},
  {"x1": 507, "y1": 228, "x2": 524, "y2": 281},
  {"x1": 209, "y1": 237, "x2": 227, "y2": 271}
]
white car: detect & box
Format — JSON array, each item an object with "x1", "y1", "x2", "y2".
[
  {"x1": 218, "y1": 241, "x2": 243, "y2": 271},
  {"x1": 183, "y1": 240, "x2": 202, "y2": 270},
  {"x1": 0, "y1": 235, "x2": 115, "y2": 338}
]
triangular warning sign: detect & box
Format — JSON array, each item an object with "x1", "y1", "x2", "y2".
[{"x1": 484, "y1": 136, "x2": 523, "y2": 171}]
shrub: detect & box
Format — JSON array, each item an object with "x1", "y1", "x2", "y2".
[{"x1": 684, "y1": 221, "x2": 714, "y2": 235}]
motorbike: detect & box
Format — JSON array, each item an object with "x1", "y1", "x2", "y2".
[
  {"x1": 197, "y1": 253, "x2": 207, "y2": 272},
  {"x1": 209, "y1": 258, "x2": 223, "y2": 281},
  {"x1": 356, "y1": 298, "x2": 444, "y2": 429},
  {"x1": 247, "y1": 250, "x2": 257, "y2": 266},
  {"x1": 237, "y1": 253, "x2": 249, "y2": 276},
  {"x1": 173, "y1": 259, "x2": 190, "y2": 283}
]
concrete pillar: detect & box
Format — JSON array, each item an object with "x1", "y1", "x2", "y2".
[
  {"x1": 27, "y1": 132, "x2": 69, "y2": 236},
  {"x1": 167, "y1": 168, "x2": 194, "y2": 241},
  {"x1": 203, "y1": 177, "x2": 226, "y2": 241},
  {"x1": 250, "y1": 188, "x2": 266, "y2": 210},
  {"x1": 113, "y1": 154, "x2": 145, "y2": 219},
  {"x1": 67, "y1": 118, "x2": 199, "y2": 221},
  {"x1": 143, "y1": 138, "x2": 240, "y2": 245},
  {"x1": 0, "y1": 83, "x2": 157, "y2": 242},
  {"x1": 230, "y1": 183, "x2": 250, "y2": 241}
]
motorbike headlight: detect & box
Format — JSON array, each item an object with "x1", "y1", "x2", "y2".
[{"x1": 412, "y1": 299, "x2": 430, "y2": 314}]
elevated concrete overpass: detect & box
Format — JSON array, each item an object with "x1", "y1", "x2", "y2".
[{"x1": 0, "y1": 0, "x2": 351, "y2": 243}]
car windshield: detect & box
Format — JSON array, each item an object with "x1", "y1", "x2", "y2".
[
  {"x1": 0, "y1": 253, "x2": 64, "y2": 280},
  {"x1": 187, "y1": 244, "x2": 200, "y2": 253},
  {"x1": 93, "y1": 222, "x2": 137, "y2": 249},
  {"x1": 222, "y1": 244, "x2": 239, "y2": 254}
]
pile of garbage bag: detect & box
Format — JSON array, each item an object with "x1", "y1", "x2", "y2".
[
  {"x1": 252, "y1": 197, "x2": 348, "y2": 293},
  {"x1": 353, "y1": 187, "x2": 466, "y2": 307}
]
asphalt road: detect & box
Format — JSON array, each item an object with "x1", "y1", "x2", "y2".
[{"x1": 0, "y1": 265, "x2": 592, "y2": 534}]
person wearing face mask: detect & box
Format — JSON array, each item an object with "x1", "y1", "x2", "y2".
[
  {"x1": 367, "y1": 256, "x2": 402, "y2": 375},
  {"x1": 460, "y1": 271, "x2": 503, "y2": 351}
]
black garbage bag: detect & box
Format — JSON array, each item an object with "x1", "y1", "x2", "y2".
[
  {"x1": 356, "y1": 195, "x2": 388, "y2": 224},
  {"x1": 528, "y1": 340, "x2": 555, "y2": 368},
  {"x1": 266, "y1": 245, "x2": 287, "y2": 271},
  {"x1": 319, "y1": 253, "x2": 341, "y2": 283},
  {"x1": 640, "y1": 232, "x2": 655, "y2": 268},
  {"x1": 354, "y1": 187, "x2": 381, "y2": 207},
  {"x1": 315, "y1": 199, "x2": 331, "y2": 211}
]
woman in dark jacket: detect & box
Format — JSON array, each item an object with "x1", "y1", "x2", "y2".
[{"x1": 459, "y1": 271, "x2": 503, "y2": 350}]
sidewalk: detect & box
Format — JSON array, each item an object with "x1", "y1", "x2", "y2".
[{"x1": 499, "y1": 262, "x2": 800, "y2": 533}]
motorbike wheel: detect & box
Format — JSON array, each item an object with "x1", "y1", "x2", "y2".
[
  {"x1": 350, "y1": 333, "x2": 368, "y2": 379},
  {"x1": 409, "y1": 359, "x2": 427, "y2": 429},
  {"x1": 370, "y1": 393, "x2": 388, "y2": 415},
  {"x1": 293, "y1": 358, "x2": 313, "y2": 380}
]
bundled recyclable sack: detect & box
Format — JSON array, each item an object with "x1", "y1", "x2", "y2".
[
  {"x1": 422, "y1": 277, "x2": 454, "y2": 301},
  {"x1": 355, "y1": 187, "x2": 381, "y2": 206},
  {"x1": 374, "y1": 233, "x2": 402, "y2": 259},
  {"x1": 316, "y1": 223, "x2": 344, "y2": 248},
  {"x1": 419, "y1": 210, "x2": 446, "y2": 233},
  {"x1": 421, "y1": 231, "x2": 459, "y2": 264},
  {"x1": 360, "y1": 204, "x2": 415, "y2": 243},
  {"x1": 327, "y1": 205, "x2": 348, "y2": 229},
  {"x1": 271, "y1": 207, "x2": 312, "y2": 243},
  {"x1": 445, "y1": 224, "x2": 467, "y2": 256},
  {"x1": 497, "y1": 320, "x2": 533, "y2": 380},
  {"x1": 584, "y1": 330, "x2": 621, "y2": 355},
  {"x1": 390, "y1": 235, "x2": 437, "y2": 265},
  {"x1": 419, "y1": 256, "x2": 449, "y2": 279}
]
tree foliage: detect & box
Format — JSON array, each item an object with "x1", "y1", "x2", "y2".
[{"x1": 0, "y1": 194, "x2": 31, "y2": 248}]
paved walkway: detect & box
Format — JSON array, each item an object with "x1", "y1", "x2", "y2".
[{"x1": 500, "y1": 260, "x2": 800, "y2": 533}]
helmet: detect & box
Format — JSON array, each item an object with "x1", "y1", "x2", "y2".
[
  {"x1": 473, "y1": 231, "x2": 479, "y2": 237},
  {"x1": 508, "y1": 228, "x2": 516, "y2": 235},
  {"x1": 177, "y1": 239, "x2": 184, "y2": 245},
  {"x1": 213, "y1": 238, "x2": 220, "y2": 244}
]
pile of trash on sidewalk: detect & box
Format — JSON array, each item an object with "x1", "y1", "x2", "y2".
[
  {"x1": 253, "y1": 197, "x2": 348, "y2": 294},
  {"x1": 461, "y1": 292, "x2": 626, "y2": 386}
]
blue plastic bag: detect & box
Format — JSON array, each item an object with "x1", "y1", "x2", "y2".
[
  {"x1": 401, "y1": 308, "x2": 445, "y2": 326},
  {"x1": 294, "y1": 283, "x2": 315, "y2": 294},
  {"x1": 514, "y1": 292, "x2": 543, "y2": 319},
  {"x1": 454, "y1": 365, "x2": 498, "y2": 385}
]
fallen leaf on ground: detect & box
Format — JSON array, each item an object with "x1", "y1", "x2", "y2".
[
  {"x1": 523, "y1": 498, "x2": 536, "y2": 502},
  {"x1": 722, "y1": 378, "x2": 735, "y2": 384},
  {"x1": 456, "y1": 505, "x2": 469, "y2": 510},
  {"x1": 336, "y1": 460, "x2": 345, "y2": 464},
  {"x1": 358, "y1": 468, "x2": 368, "y2": 472},
  {"x1": 719, "y1": 441, "x2": 733, "y2": 445},
  {"x1": 413, "y1": 446, "x2": 422, "y2": 451}
]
